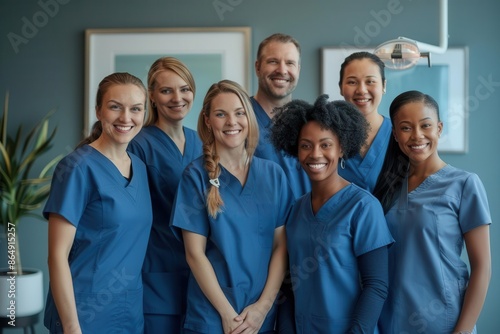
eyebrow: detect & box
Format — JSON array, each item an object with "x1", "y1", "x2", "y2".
[
  {"x1": 398, "y1": 117, "x2": 432, "y2": 124},
  {"x1": 299, "y1": 137, "x2": 334, "y2": 142},
  {"x1": 107, "y1": 100, "x2": 143, "y2": 106},
  {"x1": 213, "y1": 106, "x2": 245, "y2": 113}
]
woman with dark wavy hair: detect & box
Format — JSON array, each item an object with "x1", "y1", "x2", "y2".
[{"x1": 270, "y1": 94, "x2": 393, "y2": 333}]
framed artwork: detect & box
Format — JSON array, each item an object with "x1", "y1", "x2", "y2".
[
  {"x1": 84, "y1": 27, "x2": 252, "y2": 135},
  {"x1": 321, "y1": 47, "x2": 468, "y2": 153}
]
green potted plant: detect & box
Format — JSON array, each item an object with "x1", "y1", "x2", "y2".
[{"x1": 0, "y1": 91, "x2": 62, "y2": 318}]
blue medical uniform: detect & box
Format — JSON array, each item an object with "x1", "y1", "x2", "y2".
[
  {"x1": 171, "y1": 156, "x2": 294, "y2": 333},
  {"x1": 251, "y1": 97, "x2": 310, "y2": 199},
  {"x1": 43, "y1": 145, "x2": 153, "y2": 334},
  {"x1": 287, "y1": 184, "x2": 393, "y2": 334},
  {"x1": 128, "y1": 126, "x2": 202, "y2": 332},
  {"x1": 339, "y1": 116, "x2": 391, "y2": 192},
  {"x1": 379, "y1": 165, "x2": 491, "y2": 334}
]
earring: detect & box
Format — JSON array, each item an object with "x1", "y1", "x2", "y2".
[
  {"x1": 340, "y1": 157, "x2": 346, "y2": 170},
  {"x1": 152, "y1": 101, "x2": 156, "y2": 108}
]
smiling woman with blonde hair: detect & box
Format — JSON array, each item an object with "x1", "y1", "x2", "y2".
[{"x1": 171, "y1": 80, "x2": 294, "y2": 334}]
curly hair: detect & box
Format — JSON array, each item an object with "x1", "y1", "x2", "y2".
[{"x1": 270, "y1": 94, "x2": 369, "y2": 160}]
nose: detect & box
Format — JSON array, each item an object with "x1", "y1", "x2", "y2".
[
  {"x1": 120, "y1": 109, "x2": 132, "y2": 122},
  {"x1": 226, "y1": 114, "x2": 236, "y2": 126},
  {"x1": 411, "y1": 127, "x2": 423, "y2": 139},
  {"x1": 310, "y1": 145, "x2": 323, "y2": 158},
  {"x1": 172, "y1": 90, "x2": 181, "y2": 101},
  {"x1": 275, "y1": 60, "x2": 288, "y2": 75},
  {"x1": 355, "y1": 82, "x2": 368, "y2": 94}
]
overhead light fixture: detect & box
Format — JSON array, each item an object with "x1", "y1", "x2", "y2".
[{"x1": 374, "y1": 0, "x2": 448, "y2": 70}]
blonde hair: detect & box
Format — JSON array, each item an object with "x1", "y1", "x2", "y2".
[
  {"x1": 197, "y1": 80, "x2": 259, "y2": 218},
  {"x1": 146, "y1": 57, "x2": 196, "y2": 126}
]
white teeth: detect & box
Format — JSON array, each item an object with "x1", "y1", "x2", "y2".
[
  {"x1": 411, "y1": 144, "x2": 427, "y2": 149},
  {"x1": 273, "y1": 79, "x2": 288, "y2": 83},
  {"x1": 224, "y1": 130, "x2": 240, "y2": 135},
  {"x1": 116, "y1": 126, "x2": 132, "y2": 131},
  {"x1": 356, "y1": 99, "x2": 369, "y2": 102},
  {"x1": 308, "y1": 163, "x2": 326, "y2": 169}
]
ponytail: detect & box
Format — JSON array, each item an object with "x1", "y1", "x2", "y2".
[{"x1": 76, "y1": 121, "x2": 102, "y2": 149}]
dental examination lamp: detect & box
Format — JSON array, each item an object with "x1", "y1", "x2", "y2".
[{"x1": 373, "y1": 0, "x2": 448, "y2": 70}]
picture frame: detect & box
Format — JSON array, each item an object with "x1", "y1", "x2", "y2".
[
  {"x1": 84, "y1": 27, "x2": 252, "y2": 135},
  {"x1": 321, "y1": 47, "x2": 468, "y2": 153}
]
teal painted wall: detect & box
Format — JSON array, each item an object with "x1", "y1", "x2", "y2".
[{"x1": 1, "y1": 0, "x2": 498, "y2": 332}]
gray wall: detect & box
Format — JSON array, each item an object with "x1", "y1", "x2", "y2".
[{"x1": 1, "y1": 0, "x2": 498, "y2": 332}]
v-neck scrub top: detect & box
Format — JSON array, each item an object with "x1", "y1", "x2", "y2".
[
  {"x1": 128, "y1": 126, "x2": 202, "y2": 316},
  {"x1": 339, "y1": 116, "x2": 391, "y2": 192},
  {"x1": 379, "y1": 165, "x2": 491, "y2": 333},
  {"x1": 251, "y1": 97, "x2": 311, "y2": 199},
  {"x1": 286, "y1": 184, "x2": 394, "y2": 334},
  {"x1": 43, "y1": 145, "x2": 153, "y2": 333},
  {"x1": 171, "y1": 156, "x2": 294, "y2": 333}
]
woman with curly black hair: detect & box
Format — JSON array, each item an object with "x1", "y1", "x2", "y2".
[{"x1": 270, "y1": 94, "x2": 393, "y2": 334}]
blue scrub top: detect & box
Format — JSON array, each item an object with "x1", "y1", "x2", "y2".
[
  {"x1": 171, "y1": 156, "x2": 294, "y2": 333},
  {"x1": 339, "y1": 116, "x2": 391, "y2": 192},
  {"x1": 379, "y1": 165, "x2": 491, "y2": 334},
  {"x1": 43, "y1": 145, "x2": 153, "y2": 333},
  {"x1": 251, "y1": 97, "x2": 311, "y2": 199},
  {"x1": 128, "y1": 125, "x2": 202, "y2": 315},
  {"x1": 286, "y1": 184, "x2": 393, "y2": 334}
]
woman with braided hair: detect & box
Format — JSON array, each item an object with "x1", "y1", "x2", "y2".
[
  {"x1": 269, "y1": 95, "x2": 393, "y2": 333},
  {"x1": 171, "y1": 80, "x2": 294, "y2": 334}
]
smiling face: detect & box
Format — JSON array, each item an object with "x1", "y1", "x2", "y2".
[
  {"x1": 298, "y1": 121, "x2": 343, "y2": 184},
  {"x1": 255, "y1": 41, "x2": 300, "y2": 101},
  {"x1": 205, "y1": 92, "x2": 249, "y2": 153},
  {"x1": 340, "y1": 58, "x2": 385, "y2": 117},
  {"x1": 150, "y1": 69, "x2": 194, "y2": 126},
  {"x1": 96, "y1": 84, "x2": 146, "y2": 146},
  {"x1": 392, "y1": 101, "x2": 443, "y2": 167}
]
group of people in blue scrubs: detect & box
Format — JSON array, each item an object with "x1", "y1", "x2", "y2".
[{"x1": 43, "y1": 31, "x2": 491, "y2": 334}]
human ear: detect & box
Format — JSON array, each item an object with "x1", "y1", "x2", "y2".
[{"x1": 438, "y1": 121, "x2": 443, "y2": 138}]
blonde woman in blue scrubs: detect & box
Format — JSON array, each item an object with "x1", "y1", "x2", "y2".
[
  {"x1": 171, "y1": 80, "x2": 293, "y2": 334},
  {"x1": 374, "y1": 90, "x2": 492, "y2": 334},
  {"x1": 128, "y1": 57, "x2": 202, "y2": 333}
]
